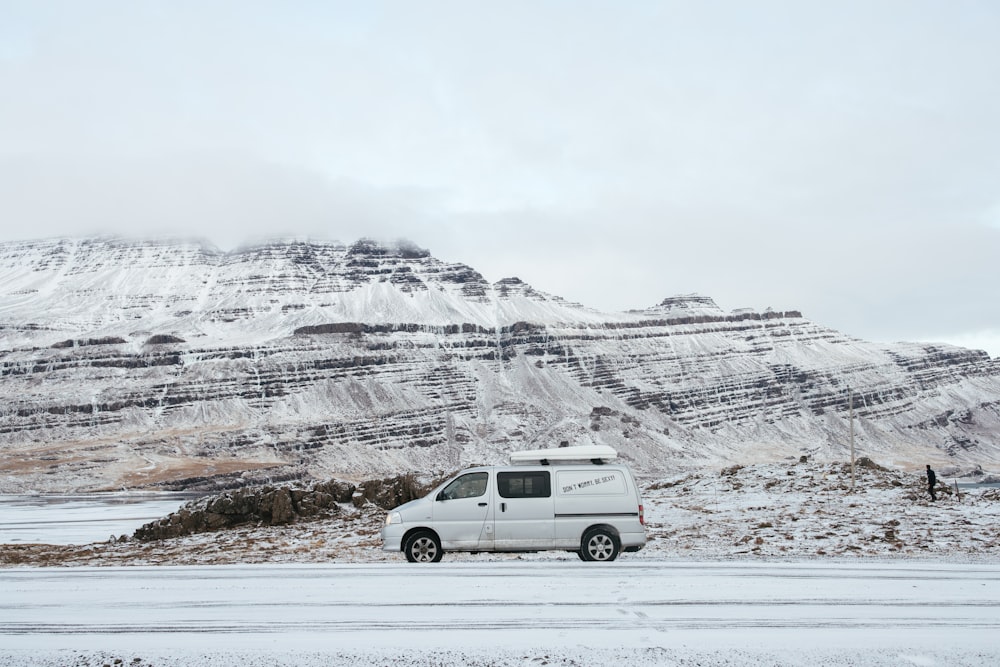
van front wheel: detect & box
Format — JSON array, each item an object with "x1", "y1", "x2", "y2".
[
  {"x1": 404, "y1": 531, "x2": 443, "y2": 563},
  {"x1": 580, "y1": 528, "x2": 619, "y2": 562}
]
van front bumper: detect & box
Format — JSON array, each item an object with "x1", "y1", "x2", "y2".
[{"x1": 380, "y1": 524, "x2": 404, "y2": 552}]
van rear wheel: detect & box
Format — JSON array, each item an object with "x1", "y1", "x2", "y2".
[
  {"x1": 580, "y1": 528, "x2": 619, "y2": 562},
  {"x1": 404, "y1": 531, "x2": 442, "y2": 563}
]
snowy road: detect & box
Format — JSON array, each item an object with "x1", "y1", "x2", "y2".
[{"x1": 2, "y1": 561, "x2": 999, "y2": 665}]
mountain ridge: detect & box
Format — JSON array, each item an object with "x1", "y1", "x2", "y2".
[{"x1": 1, "y1": 235, "x2": 998, "y2": 493}]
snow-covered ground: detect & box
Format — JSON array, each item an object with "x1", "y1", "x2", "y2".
[
  {"x1": 1, "y1": 460, "x2": 998, "y2": 665},
  {"x1": 2, "y1": 561, "x2": 999, "y2": 666},
  {"x1": 3, "y1": 459, "x2": 997, "y2": 566}
]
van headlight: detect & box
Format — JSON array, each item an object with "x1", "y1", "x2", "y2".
[{"x1": 384, "y1": 512, "x2": 402, "y2": 527}]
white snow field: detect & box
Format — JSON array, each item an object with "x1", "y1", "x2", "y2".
[{"x1": 1, "y1": 561, "x2": 998, "y2": 666}]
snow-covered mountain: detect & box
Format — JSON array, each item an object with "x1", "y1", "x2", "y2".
[{"x1": 1, "y1": 236, "x2": 998, "y2": 492}]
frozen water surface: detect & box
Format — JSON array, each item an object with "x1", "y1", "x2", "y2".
[{"x1": 0, "y1": 494, "x2": 194, "y2": 544}]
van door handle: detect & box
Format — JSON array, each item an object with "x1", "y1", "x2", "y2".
[
  {"x1": 501, "y1": 502, "x2": 506, "y2": 512},
  {"x1": 478, "y1": 502, "x2": 487, "y2": 507}
]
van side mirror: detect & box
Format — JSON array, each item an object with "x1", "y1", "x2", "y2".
[{"x1": 436, "y1": 490, "x2": 448, "y2": 502}]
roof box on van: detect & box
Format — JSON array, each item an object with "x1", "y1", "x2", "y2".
[{"x1": 509, "y1": 445, "x2": 618, "y2": 465}]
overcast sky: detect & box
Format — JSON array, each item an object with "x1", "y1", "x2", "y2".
[{"x1": 1, "y1": 1, "x2": 998, "y2": 355}]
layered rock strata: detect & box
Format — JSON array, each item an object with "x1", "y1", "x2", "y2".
[{"x1": 1, "y1": 236, "x2": 998, "y2": 492}]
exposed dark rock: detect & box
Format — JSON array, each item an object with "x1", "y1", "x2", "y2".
[
  {"x1": 133, "y1": 476, "x2": 424, "y2": 541},
  {"x1": 347, "y1": 238, "x2": 390, "y2": 257},
  {"x1": 150, "y1": 469, "x2": 304, "y2": 493},
  {"x1": 51, "y1": 337, "x2": 127, "y2": 349},
  {"x1": 146, "y1": 335, "x2": 186, "y2": 345},
  {"x1": 855, "y1": 457, "x2": 890, "y2": 472},
  {"x1": 656, "y1": 295, "x2": 721, "y2": 310},
  {"x1": 352, "y1": 474, "x2": 428, "y2": 510},
  {"x1": 295, "y1": 322, "x2": 365, "y2": 335}
]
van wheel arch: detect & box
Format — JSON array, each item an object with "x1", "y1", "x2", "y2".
[{"x1": 579, "y1": 525, "x2": 621, "y2": 562}]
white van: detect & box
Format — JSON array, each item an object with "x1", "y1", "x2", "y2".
[{"x1": 380, "y1": 446, "x2": 646, "y2": 562}]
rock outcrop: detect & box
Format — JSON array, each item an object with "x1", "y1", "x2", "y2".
[{"x1": 133, "y1": 475, "x2": 430, "y2": 541}]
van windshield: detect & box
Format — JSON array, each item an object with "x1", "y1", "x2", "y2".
[{"x1": 440, "y1": 472, "x2": 488, "y2": 500}]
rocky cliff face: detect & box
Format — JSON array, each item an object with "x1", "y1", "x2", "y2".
[{"x1": 1, "y1": 236, "x2": 998, "y2": 492}]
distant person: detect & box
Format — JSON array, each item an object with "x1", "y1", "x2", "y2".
[{"x1": 926, "y1": 464, "x2": 937, "y2": 502}]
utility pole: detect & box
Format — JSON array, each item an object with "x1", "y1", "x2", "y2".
[{"x1": 849, "y1": 387, "x2": 856, "y2": 491}]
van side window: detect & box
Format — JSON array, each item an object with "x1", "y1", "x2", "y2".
[
  {"x1": 497, "y1": 471, "x2": 551, "y2": 498},
  {"x1": 440, "y1": 472, "x2": 488, "y2": 500}
]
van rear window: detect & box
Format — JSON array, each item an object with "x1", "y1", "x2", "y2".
[
  {"x1": 498, "y1": 471, "x2": 551, "y2": 498},
  {"x1": 557, "y1": 470, "x2": 626, "y2": 496}
]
